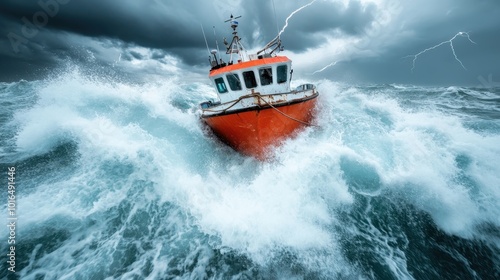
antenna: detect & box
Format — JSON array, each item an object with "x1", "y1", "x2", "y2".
[
  {"x1": 200, "y1": 24, "x2": 210, "y2": 56},
  {"x1": 272, "y1": 0, "x2": 280, "y2": 37},
  {"x1": 213, "y1": 26, "x2": 220, "y2": 54},
  {"x1": 224, "y1": 14, "x2": 242, "y2": 23}
]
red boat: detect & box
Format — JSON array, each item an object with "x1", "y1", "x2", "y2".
[{"x1": 200, "y1": 15, "x2": 319, "y2": 160}]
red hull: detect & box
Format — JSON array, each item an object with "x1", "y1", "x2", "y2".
[{"x1": 202, "y1": 95, "x2": 318, "y2": 160}]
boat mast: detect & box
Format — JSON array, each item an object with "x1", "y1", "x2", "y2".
[{"x1": 223, "y1": 15, "x2": 247, "y2": 63}]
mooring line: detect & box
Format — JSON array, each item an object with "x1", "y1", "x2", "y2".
[
  {"x1": 256, "y1": 95, "x2": 318, "y2": 127},
  {"x1": 203, "y1": 93, "x2": 318, "y2": 127}
]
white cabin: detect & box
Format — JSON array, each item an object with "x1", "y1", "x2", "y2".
[{"x1": 209, "y1": 56, "x2": 292, "y2": 103}]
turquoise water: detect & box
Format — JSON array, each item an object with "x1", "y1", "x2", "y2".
[{"x1": 1, "y1": 69, "x2": 499, "y2": 279}]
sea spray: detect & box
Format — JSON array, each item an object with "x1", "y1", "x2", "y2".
[{"x1": 0, "y1": 70, "x2": 499, "y2": 279}]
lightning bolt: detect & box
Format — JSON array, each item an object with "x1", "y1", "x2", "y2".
[
  {"x1": 277, "y1": 0, "x2": 317, "y2": 38},
  {"x1": 407, "y1": 32, "x2": 476, "y2": 72},
  {"x1": 311, "y1": 60, "x2": 339, "y2": 75}
]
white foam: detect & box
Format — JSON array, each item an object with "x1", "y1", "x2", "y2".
[
  {"x1": 8, "y1": 73, "x2": 500, "y2": 278},
  {"x1": 323, "y1": 83, "x2": 500, "y2": 238}
]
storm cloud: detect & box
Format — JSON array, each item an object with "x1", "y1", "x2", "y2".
[{"x1": 0, "y1": 0, "x2": 499, "y2": 85}]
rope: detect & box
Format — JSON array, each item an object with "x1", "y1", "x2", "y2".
[
  {"x1": 203, "y1": 93, "x2": 318, "y2": 127},
  {"x1": 202, "y1": 94, "x2": 253, "y2": 113},
  {"x1": 255, "y1": 95, "x2": 318, "y2": 127}
]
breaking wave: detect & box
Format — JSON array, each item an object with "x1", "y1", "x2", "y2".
[{"x1": 1, "y1": 68, "x2": 499, "y2": 279}]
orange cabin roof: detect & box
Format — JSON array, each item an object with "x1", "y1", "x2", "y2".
[{"x1": 209, "y1": 56, "x2": 291, "y2": 77}]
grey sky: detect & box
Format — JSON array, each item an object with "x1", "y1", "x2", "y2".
[{"x1": 0, "y1": 0, "x2": 499, "y2": 86}]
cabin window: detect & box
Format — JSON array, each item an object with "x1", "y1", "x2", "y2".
[
  {"x1": 226, "y1": 73, "x2": 242, "y2": 91},
  {"x1": 259, "y1": 67, "x2": 273, "y2": 86},
  {"x1": 214, "y1": 77, "x2": 228, "y2": 93},
  {"x1": 242, "y1": 71, "x2": 257, "y2": 89},
  {"x1": 277, "y1": 65, "x2": 287, "y2": 84}
]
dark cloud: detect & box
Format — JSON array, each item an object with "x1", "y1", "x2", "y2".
[
  {"x1": 129, "y1": 51, "x2": 144, "y2": 60},
  {"x1": 287, "y1": 0, "x2": 376, "y2": 36},
  {"x1": 0, "y1": 0, "x2": 206, "y2": 50},
  {"x1": 308, "y1": 0, "x2": 500, "y2": 86},
  {"x1": 0, "y1": 0, "x2": 376, "y2": 62},
  {"x1": 235, "y1": 0, "x2": 376, "y2": 52},
  {"x1": 0, "y1": 0, "x2": 499, "y2": 85}
]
